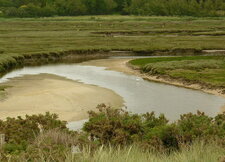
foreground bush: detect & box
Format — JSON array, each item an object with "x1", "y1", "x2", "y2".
[
  {"x1": 1, "y1": 136, "x2": 225, "y2": 162},
  {"x1": 0, "y1": 105, "x2": 224, "y2": 161},
  {"x1": 0, "y1": 112, "x2": 68, "y2": 153},
  {"x1": 83, "y1": 104, "x2": 225, "y2": 150}
]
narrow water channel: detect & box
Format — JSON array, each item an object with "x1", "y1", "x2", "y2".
[{"x1": 0, "y1": 59, "x2": 224, "y2": 129}]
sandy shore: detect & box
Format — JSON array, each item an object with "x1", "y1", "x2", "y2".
[
  {"x1": 81, "y1": 58, "x2": 135, "y2": 75},
  {"x1": 221, "y1": 105, "x2": 225, "y2": 113},
  {"x1": 0, "y1": 74, "x2": 124, "y2": 121}
]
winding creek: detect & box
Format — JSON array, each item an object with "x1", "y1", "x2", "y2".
[{"x1": 0, "y1": 57, "x2": 225, "y2": 130}]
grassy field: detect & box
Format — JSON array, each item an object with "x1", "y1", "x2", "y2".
[
  {"x1": 1, "y1": 17, "x2": 225, "y2": 52},
  {"x1": 130, "y1": 56, "x2": 225, "y2": 88},
  {"x1": 76, "y1": 143, "x2": 225, "y2": 162},
  {"x1": 0, "y1": 16, "x2": 225, "y2": 74},
  {"x1": 1, "y1": 16, "x2": 225, "y2": 56},
  {"x1": 0, "y1": 15, "x2": 225, "y2": 84}
]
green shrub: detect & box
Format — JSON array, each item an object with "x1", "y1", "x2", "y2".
[
  {"x1": 177, "y1": 111, "x2": 225, "y2": 143},
  {"x1": 0, "y1": 112, "x2": 68, "y2": 153},
  {"x1": 143, "y1": 125, "x2": 179, "y2": 150},
  {"x1": 83, "y1": 105, "x2": 225, "y2": 150},
  {"x1": 0, "y1": 0, "x2": 224, "y2": 17},
  {"x1": 83, "y1": 104, "x2": 144, "y2": 145},
  {"x1": 0, "y1": 106, "x2": 224, "y2": 155}
]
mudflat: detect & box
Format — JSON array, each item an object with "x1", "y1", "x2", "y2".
[{"x1": 0, "y1": 74, "x2": 124, "y2": 121}]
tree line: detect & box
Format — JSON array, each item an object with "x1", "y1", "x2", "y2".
[{"x1": 0, "y1": 0, "x2": 225, "y2": 17}]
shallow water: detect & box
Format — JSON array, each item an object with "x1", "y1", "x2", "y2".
[{"x1": 0, "y1": 62, "x2": 225, "y2": 129}]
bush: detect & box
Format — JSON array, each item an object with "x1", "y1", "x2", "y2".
[
  {"x1": 127, "y1": 0, "x2": 223, "y2": 16},
  {"x1": 0, "y1": 112, "x2": 68, "y2": 153},
  {"x1": 3, "y1": 7, "x2": 19, "y2": 17},
  {"x1": 83, "y1": 104, "x2": 225, "y2": 150},
  {"x1": 0, "y1": 105, "x2": 224, "y2": 155},
  {"x1": 3, "y1": 4, "x2": 56, "y2": 17},
  {"x1": 83, "y1": 104, "x2": 144, "y2": 145},
  {"x1": 22, "y1": 129, "x2": 78, "y2": 161},
  {"x1": 177, "y1": 111, "x2": 225, "y2": 143},
  {"x1": 0, "y1": 0, "x2": 224, "y2": 17}
]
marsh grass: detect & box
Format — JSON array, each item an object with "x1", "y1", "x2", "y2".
[
  {"x1": 130, "y1": 56, "x2": 225, "y2": 87},
  {"x1": 0, "y1": 16, "x2": 225, "y2": 77},
  {"x1": 1, "y1": 16, "x2": 225, "y2": 57}
]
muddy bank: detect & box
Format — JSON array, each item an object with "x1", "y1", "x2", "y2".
[
  {"x1": 0, "y1": 48, "x2": 215, "y2": 78},
  {"x1": 81, "y1": 58, "x2": 225, "y2": 99},
  {"x1": 92, "y1": 29, "x2": 225, "y2": 37},
  {"x1": 0, "y1": 74, "x2": 124, "y2": 121},
  {"x1": 221, "y1": 105, "x2": 225, "y2": 112},
  {"x1": 92, "y1": 29, "x2": 213, "y2": 35}
]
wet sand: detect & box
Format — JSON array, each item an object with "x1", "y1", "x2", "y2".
[
  {"x1": 81, "y1": 58, "x2": 134, "y2": 74},
  {"x1": 0, "y1": 74, "x2": 124, "y2": 121},
  {"x1": 221, "y1": 105, "x2": 225, "y2": 113}
]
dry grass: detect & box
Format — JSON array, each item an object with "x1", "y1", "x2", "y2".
[
  {"x1": 77, "y1": 142, "x2": 225, "y2": 162},
  {"x1": 1, "y1": 129, "x2": 224, "y2": 162}
]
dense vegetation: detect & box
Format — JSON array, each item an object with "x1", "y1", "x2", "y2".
[
  {"x1": 130, "y1": 56, "x2": 225, "y2": 90},
  {"x1": 0, "y1": 104, "x2": 225, "y2": 161},
  {"x1": 0, "y1": 0, "x2": 225, "y2": 17}
]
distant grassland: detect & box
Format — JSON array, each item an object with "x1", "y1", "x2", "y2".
[
  {"x1": 1, "y1": 16, "x2": 225, "y2": 55},
  {"x1": 0, "y1": 15, "x2": 225, "y2": 75},
  {"x1": 130, "y1": 56, "x2": 225, "y2": 88}
]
